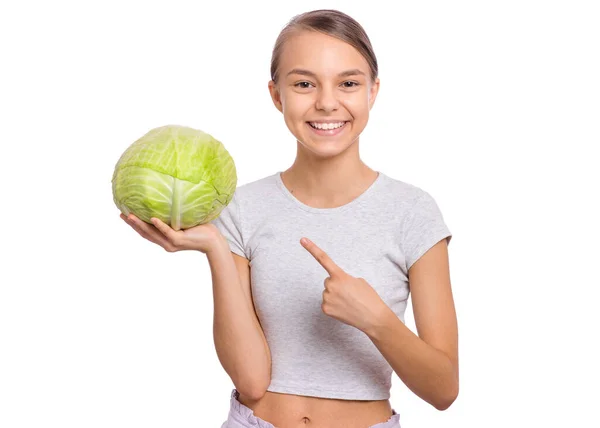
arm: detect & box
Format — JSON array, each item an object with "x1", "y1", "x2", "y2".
[
  {"x1": 119, "y1": 214, "x2": 271, "y2": 398},
  {"x1": 364, "y1": 239, "x2": 459, "y2": 410},
  {"x1": 208, "y1": 237, "x2": 272, "y2": 400}
]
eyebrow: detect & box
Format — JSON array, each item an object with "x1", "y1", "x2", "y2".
[{"x1": 286, "y1": 68, "x2": 366, "y2": 78}]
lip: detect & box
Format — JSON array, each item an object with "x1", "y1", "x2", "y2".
[
  {"x1": 307, "y1": 120, "x2": 349, "y2": 123},
  {"x1": 306, "y1": 121, "x2": 348, "y2": 137}
]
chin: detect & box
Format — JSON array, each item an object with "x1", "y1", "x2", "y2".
[{"x1": 301, "y1": 138, "x2": 355, "y2": 157}]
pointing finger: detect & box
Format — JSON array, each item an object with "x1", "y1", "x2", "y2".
[{"x1": 300, "y1": 238, "x2": 344, "y2": 278}]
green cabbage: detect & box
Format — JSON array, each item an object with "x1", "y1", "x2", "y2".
[{"x1": 112, "y1": 125, "x2": 237, "y2": 230}]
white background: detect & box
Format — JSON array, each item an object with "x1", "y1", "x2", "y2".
[{"x1": 1, "y1": 0, "x2": 599, "y2": 427}]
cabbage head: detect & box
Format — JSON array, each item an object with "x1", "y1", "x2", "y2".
[{"x1": 112, "y1": 125, "x2": 237, "y2": 230}]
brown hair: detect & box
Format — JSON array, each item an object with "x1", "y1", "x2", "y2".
[{"x1": 270, "y1": 9, "x2": 378, "y2": 84}]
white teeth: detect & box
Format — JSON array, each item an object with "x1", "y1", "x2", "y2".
[{"x1": 310, "y1": 122, "x2": 345, "y2": 130}]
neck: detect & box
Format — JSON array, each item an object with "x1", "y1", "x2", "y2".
[{"x1": 281, "y1": 140, "x2": 378, "y2": 207}]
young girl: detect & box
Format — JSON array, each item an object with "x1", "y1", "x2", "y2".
[{"x1": 121, "y1": 9, "x2": 458, "y2": 428}]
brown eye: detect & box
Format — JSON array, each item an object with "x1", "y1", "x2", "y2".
[
  {"x1": 342, "y1": 81, "x2": 359, "y2": 88},
  {"x1": 294, "y1": 82, "x2": 312, "y2": 89}
]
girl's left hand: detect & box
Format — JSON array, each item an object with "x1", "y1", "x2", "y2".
[{"x1": 300, "y1": 237, "x2": 390, "y2": 333}]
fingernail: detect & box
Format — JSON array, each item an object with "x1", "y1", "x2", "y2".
[{"x1": 301, "y1": 238, "x2": 309, "y2": 245}]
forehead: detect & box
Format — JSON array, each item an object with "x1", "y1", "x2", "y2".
[{"x1": 280, "y1": 30, "x2": 369, "y2": 78}]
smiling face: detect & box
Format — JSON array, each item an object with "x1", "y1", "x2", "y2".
[{"x1": 268, "y1": 30, "x2": 380, "y2": 158}]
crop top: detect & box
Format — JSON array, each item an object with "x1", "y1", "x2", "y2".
[{"x1": 209, "y1": 171, "x2": 452, "y2": 400}]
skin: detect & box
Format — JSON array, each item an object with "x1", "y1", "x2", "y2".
[
  {"x1": 235, "y1": 30, "x2": 457, "y2": 426},
  {"x1": 122, "y1": 28, "x2": 458, "y2": 427},
  {"x1": 268, "y1": 30, "x2": 381, "y2": 209}
]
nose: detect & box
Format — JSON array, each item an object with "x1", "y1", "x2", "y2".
[{"x1": 315, "y1": 85, "x2": 340, "y2": 112}]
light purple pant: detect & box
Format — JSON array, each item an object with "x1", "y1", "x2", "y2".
[{"x1": 221, "y1": 389, "x2": 401, "y2": 428}]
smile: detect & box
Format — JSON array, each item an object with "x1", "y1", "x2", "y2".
[{"x1": 306, "y1": 121, "x2": 349, "y2": 136}]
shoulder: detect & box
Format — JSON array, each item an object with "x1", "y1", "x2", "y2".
[
  {"x1": 377, "y1": 172, "x2": 431, "y2": 207},
  {"x1": 231, "y1": 171, "x2": 280, "y2": 205},
  {"x1": 210, "y1": 172, "x2": 280, "y2": 250}
]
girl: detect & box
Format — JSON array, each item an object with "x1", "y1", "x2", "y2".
[{"x1": 121, "y1": 9, "x2": 458, "y2": 428}]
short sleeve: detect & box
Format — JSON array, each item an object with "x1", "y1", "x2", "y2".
[
  {"x1": 209, "y1": 191, "x2": 247, "y2": 259},
  {"x1": 402, "y1": 191, "x2": 452, "y2": 271}
]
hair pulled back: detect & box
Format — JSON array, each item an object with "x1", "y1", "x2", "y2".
[{"x1": 270, "y1": 9, "x2": 378, "y2": 84}]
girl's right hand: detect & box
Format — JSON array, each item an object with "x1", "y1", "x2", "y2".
[{"x1": 120, "y1": 213, "x2": 224, "y2": 255}]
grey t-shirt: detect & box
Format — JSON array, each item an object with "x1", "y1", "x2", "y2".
[{"x1": 210, "y1": 171, "x2": 452, "y2": 400}]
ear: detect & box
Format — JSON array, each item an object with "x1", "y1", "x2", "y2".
[
  {"x1": 268, "y1": 80, "x2": 283, "y2": 113},
  {"x1": 368, "y1": 77, "x2": 380, "y2": 110}
]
